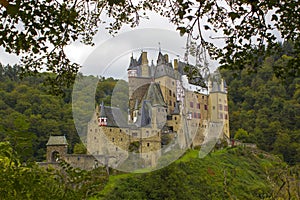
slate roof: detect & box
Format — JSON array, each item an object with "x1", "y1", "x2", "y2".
[
  {"x1": 100, "y1": 106, "x2": 128, "y2": 127},
  {"x1": 99, "y1": 101, "x2": 106, "y2": 117},
  {"x1": 46, "y1": 136, "x2": 68, "y2": 146},
  {"x1": 157, "y1": 52, "x2": 166, "y2": 65},
  {"x1": 128, "y1": 56, "x2": 138, "y2": 70},
  {"x1": 142, "y1": 82, "x2": 166, "y2": 107},
  {"x1": 136, "y1": 100, "x2": 152, "y2": 127}
]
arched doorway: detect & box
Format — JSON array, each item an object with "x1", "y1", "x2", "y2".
[{"x1": 51, "y1": 151, "x2": 60, "y2": 162}]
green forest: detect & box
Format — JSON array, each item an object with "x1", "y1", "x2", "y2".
[{"x1": 0, "y1": 42, "x2": 299, "y2": 199}]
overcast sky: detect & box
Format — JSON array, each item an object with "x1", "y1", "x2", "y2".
[{"x1": 0, "y1": 11, "x2": 221, "y2": 79}]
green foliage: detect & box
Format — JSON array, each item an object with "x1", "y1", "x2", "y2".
[
  {"x1": 73, "y1": 142, "x2": 87, "y2": 154},
  {"x1": 221, "y1": 48, "x2": 300, "y2": 164},
  {"x1": 1, "y1": 1, "x2": 299, "y2": 93},
  {"x1": 128, "y1": 141, "x2": 140, "y2": 153},
  {"x1": 234, "y1": 128, "x2": 249, "y2": 142},
  {"x1": 0, "y1": 64, "x2": 79, "y2": 161},
  {"x1": 97, "y1": 148, "x2": 300, "y2": 200},
  {"x1": 0, "y1": 141, "x2": 109, "y2": 199}
]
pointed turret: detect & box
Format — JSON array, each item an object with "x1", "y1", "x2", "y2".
[
  {"x1": 157, "y1": 52, "x2": 165, "y2": 65},
  {"x1": 143, "y1": 82, "x2": 166, "y2": 107},
  {"x1": 128, "y1": 54, "x2": 138, "y2": 77},
  {"x1": 136, "y1": 100, "x2": 151, "y2": 127},
  {"x1": 98, "y1": 101, "x2": 107, "y2": 126}
]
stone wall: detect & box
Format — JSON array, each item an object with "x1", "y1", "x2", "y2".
[{"x1": 46, "y1": 145, "x2": 67, "y2": 163}]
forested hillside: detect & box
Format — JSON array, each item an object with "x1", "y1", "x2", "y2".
[
  {"x1": 0, "y1": 64, "x2": 120, "y2": 161},
  {"x1": 221, "y1": 52, "x2": 300, "y2": 165},
  {"x1": 96, "y1": 147, "x2": 299, "y2": 200}
]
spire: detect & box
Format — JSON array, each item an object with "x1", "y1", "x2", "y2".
[
  {"x1": 136, "y1": 100, "x2": 151, "y2": 127},
  {"x1": 158, "y1": 42, "x2": 161, "y2": 53},
  {"x1": 99, "y1": 101, "x2": 106, "y2": 117},
  {"x1": 128, "y1": 54, "x2": 137, "y2": 70},
  {"x1": 151, "y1": 60, "x2": 154, "y2": 67},
  {"x1": 143, "y1": 82, "x2": 166, "y2": 107}
]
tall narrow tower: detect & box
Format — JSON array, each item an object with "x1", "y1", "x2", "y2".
[{"x1": 98, "y1": 101, "x2": 107, "y2": 126}]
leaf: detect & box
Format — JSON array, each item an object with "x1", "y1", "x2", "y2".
[
  {"x1": 177, "y1": 27, "x2": 186, "y2": 36},
  {"x1": 204, "y1": 25, "x2": 211, "y2": 30},
  {"x1": 228, "y1": 12, "x2": 240, "y2": 21}
]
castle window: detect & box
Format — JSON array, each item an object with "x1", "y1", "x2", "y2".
[
  {"x1": 224, "y1": 105, "x2": 228, "y2": 111},
  {"x1": 219, "y1": 113, "x2": 223, "y2": 119},
  {"x1": 194, "y1": 112, "x2": 197, "y2": 118},
  {"x1": 173, "y1": 102, "x2": 176, "y2": 107},
  {"x1": 219, "y1": 98, "x2": 221, "y2": 102},
  {"x1": 133, "y1": 133, "x2": 137, "y2": 137},
  {"x1": 94, "y1": 137, "x2": 96, "y2": 140},
  {"x1": 204, "y1": 105, "x2": 208, "y2": 110},
  {"x1": 158, "y1": 108, "x2": 160, "y2": 112},
  {"x1": 110, "y1": 129, "x2": 112, "y2": 132},
  {"x1": 190, "y1": 102, "x2": 193, "y2": 108},
  {"x1": 197, "y1": 103, "x2": 200, "y2": 109},
  {"x1": 147, "y1": 143, "x2": 150, "y2": 147},
  {"x1": 202, "y1": 95, "x2": 204, "y2": 99},
  {"x1": 90, "y1": 129, "x2": 92, "y2": 132},
  {"x1": 198, "y1": 113, "x2": 201, "y2": 119},
  {"x1": 225, "y1": 114, "x2": 228, "y2": 120},
  {"x1": 116, "y1": 147, "x2": 118, "y2": 151},
  {"x1": 121, "y1": 138, "x2": 123, "y2": 141},
  {"x1": 213, "y1": 106, "x2": 215, "y2": 110},
  {"x1": 120, "y1": 129, "x2": 122, "y2": 132},
  {"x1": 174, "y1": 116, "x2": 177, "y2": 120},
  {"x1": 219, "y1": 104, "x2": 223, "y2": 110},
  {"x1": 172, "y1": 81, "x2": 174, "y2": 85},
  {"x1": 169, "y1": 90, "x2": 172, "y2": 96},
  {"x1": 169, "y1": 100, "x2": 172, "y2": 106},
  {"x1": 77, "y1": 157, "x2": 80, "y2": 161},
  {"x1": 112, "y1": 138, "x2": 115, "y2": 142}
]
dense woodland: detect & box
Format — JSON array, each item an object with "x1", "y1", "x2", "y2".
[
  {"x1": 0, "y1": 48, "x2": 299, "y2": 164},
  {"x1": 0, "y1": 43, "x2": 299, "y2": 199},
  {"x1": 221, "y1": 43, "x2": 300, "y2": 165},
  {"x1": 0, "y1": 65, "x2": 121, "y2": 161}
]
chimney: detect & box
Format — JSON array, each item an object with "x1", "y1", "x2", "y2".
[
  {"x1": 164, "y1": 54, "x2": 169, "y2": 63},
  {"x1": 174, "y1": 59, "x2": 178, "y2": 70},
  {"x1": 142, "y1": 52, "x2": 148, "y2": 65}
]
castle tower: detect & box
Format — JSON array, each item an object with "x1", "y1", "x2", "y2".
[
  {"x1": 139, "y1": 51, "x2": 150, "y2": 77},
  {"x1": 98, "y1": 101, "x2": 107, "y2": 126},
  {"x1": 143, "y1": 82, "x2": 167, "y2": 129},
  {"x1": 127, "y1": 54, "x2": 138, "y2": 77},
  {"x1": 208, "y1": 71, "x2": 230, "y2": 139},
  {"x1": 46, "y1": 135, "x2": 68, "y2": 162}
]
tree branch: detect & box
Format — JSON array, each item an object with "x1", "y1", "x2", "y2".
[{"x1": 0, "y1": 0, "x2": 9, "y2": 8}]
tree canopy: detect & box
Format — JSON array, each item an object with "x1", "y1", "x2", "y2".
[{"x1": 0, "y1": 0, "x2": 299, "y2": 92}]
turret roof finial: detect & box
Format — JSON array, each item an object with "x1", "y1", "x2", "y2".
[{"x1": 158, "y1": 42, "x2": 161, "y2": 53}]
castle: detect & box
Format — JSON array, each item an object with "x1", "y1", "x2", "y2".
[
  {"x1": 42, "y1": 50, "x2": 229, "y2": 171},
  {"x1": 85, "y1": 50, "x2": 229, "y2": 170}
]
